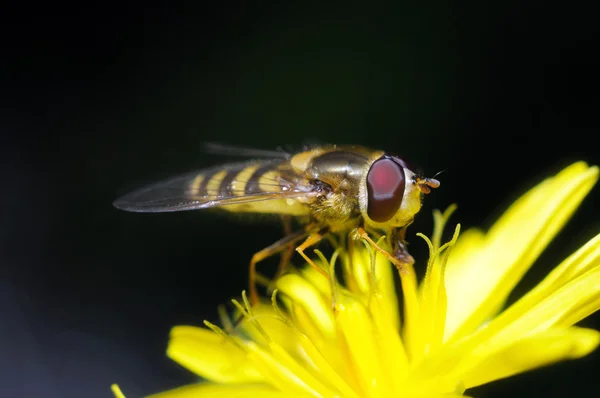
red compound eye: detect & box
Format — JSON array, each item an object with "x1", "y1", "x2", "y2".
[{"x1": 366, "y1": 157, "x2": 406, "y2": 222}]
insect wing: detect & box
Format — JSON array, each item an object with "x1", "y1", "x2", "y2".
[
  {"x1": 202, "y1": 142, "x2": 291, "y2": 159},
  {"x1": 113, "y1": 160, "x2": 314, "y2": 213}
]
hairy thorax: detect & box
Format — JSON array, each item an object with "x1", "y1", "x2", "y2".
[{"x1": 310, "y1": 178, "x2": 361, "y2": 231}]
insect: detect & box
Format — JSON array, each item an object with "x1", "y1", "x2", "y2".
[{"x1": 114, "y1": 144, "x2": 440, "y2": 303}]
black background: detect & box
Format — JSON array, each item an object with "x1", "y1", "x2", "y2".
[{"x1": 2, "y1": 2, "x2": 599, "y2": 397}]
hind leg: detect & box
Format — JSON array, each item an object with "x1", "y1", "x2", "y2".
[
  {"x1": 248, "y1": 228, "x2": 311, "y2": 305},
  {"x1": 273, "y1": 215, "x2": 295, "y2": 279}
]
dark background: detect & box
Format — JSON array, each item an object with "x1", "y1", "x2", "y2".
[{"x1": 1, "y1": 2, "x2": 599, "y2": 397}]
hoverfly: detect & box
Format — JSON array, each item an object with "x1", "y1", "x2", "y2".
[{"x1": 114, "y1": 144, "x2": 440, "y2": 303}]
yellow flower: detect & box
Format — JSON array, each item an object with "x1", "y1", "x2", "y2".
[{"x1": 115, "y1": 161, "x2": 600, "y2": 398}]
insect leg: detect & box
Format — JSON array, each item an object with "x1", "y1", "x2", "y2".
[
  {"x1": 356, "y1": 227, "x2": 413, "y2": 272},
  {"x1": 274, "y1": 215, "x2": 295, "y2": 279},
  {"x1": 249, "y1": 229, "x2": 311, "y2": 305},
  {"x1": 390, "y1": 226, "x2": 415, "y2": 266},
  {"x1": 295, "y1": 228, "x2": 330, "y2": 279}
]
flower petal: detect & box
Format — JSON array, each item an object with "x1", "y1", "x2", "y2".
[
  {"x1": 237, "y1": 303, "x2": 302, "y2": 357},
  {"x1": 292, "y1": 332, "x2": 362, "y2": 398},
  {"x1": 335, "y1": 294, "x2": 392, "y2": 397},
  {"x1": 368, "y1": 292, "x2": 409, "y2": 393},
  {"x1": 166, "y1": 326, "x2": 263, "y2": 384},
  {"x1": 412, "y1": 226, "x2": 459, "y2": 360},
  {"x1": 111, "y1": 384, "x2": 126, "y2": 398},
  {"x1": 275, "y1": 274, "x2": 335, "y2": 340},
  {"x1": 245, "y1": 341, "x2": 337, "y2": 397},
  {"x1": 475, "y1": 266, "x2": 600, "y2": 348},
  {"x1": 442, "y1": 229, "x2": 485, "y2": 272},
  {"x1": 444, "y1": 162, "x2": 599, "y2": 340},
  {"x1": 530, "y1": 232, "x2": 600, "y2": 297},
  {"x1": 463, "y1": 233, "x2": 600, "y2": 342},
  {"x1": 461, "y1": 327, "x2": 600, "y2": 388},
  {"x1": 348, "y1": 240, "x2": 400, "y2": 330},
  {"x1": 241, "y1": 297, "x2": 357, "y2": 396},
  {"x1": 410, "y1": 267, "x2": 600, "y2": 381},
  {"x1": 148, "y1": 383, "x2": 298, "y2": 398}
]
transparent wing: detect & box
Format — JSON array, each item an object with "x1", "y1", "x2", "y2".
[
  {"x1": 201, "y1": 142, "x2": 329, "y2": 159},
  {"x1": 202, "y1": 142, "x2": 291, "y2": 159},
  {"x1": 113, "y1": 160, "x2": 316, "y2": 213}
]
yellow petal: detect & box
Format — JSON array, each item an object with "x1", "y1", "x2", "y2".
[
  {"x1": 245, "y1": 341, "x2": 337, "y2": 397},
  {"x1": 236, "y1": 300, "x2": 345, "y2": 387},
  {"x1": 410, "y1": 263, "x2": 600, "y2": 381},
  {"x1": 111, "y1": 384, "x2": 126, "y2": 398},
  {"x1": 292, "y1": 332, "x2": 361, "y2": 398},
  {"x1": 478, "y1": 267, "x2": 600, "y2": 348},
  {"x1": 148, "y1": 383, "x2": 298, "y2": 398},
  {"x1": 335, "y1": 293, "x2": 392, "y2": 397},
  {"x1": 368, "y1": 292, "x2": 409, "y2": 393},
  {"x1": 166, "y1": 326, "x2": 263, "y2": 384},
  {"x1": 237, "y1": 303, "x2": 302, "y2": 357},
  {"x1": 442, "y1": 228, "x2": 485, "y2": 271},
  {"x1": 299, "y1": 261, "x2": 331, "y2": 298},
  {"x1": 394, "y1": 373, "x2": 467, "y2": 397},
  {"x1": 410, "y1": 395, "x2": 471, "y2": 398},
  {"x1": 412, "y1": 226, "x2": 459, "y2": 361},
  {"x1": 463, "y1": 233, "x2": 600, "y2": 342},
  {"x1": 531, "y1": 232, "x2": 600, "y2": 296},
  {"x1": 444, "y1": 162, "x2": 599, "y2": 341},
  {"x1": 275, "y1": 274, "x2": 335, "y2": 339},
  {"x1": 348, "y1": 240, "x2": 400, "y2": 330},
  {"x1": 401, "y1": 394, "x2": 471, "y2": 398},
  {"x1": 414, "y1": 266, "x2": 600, "y2": 382},
  {"x1": 461, "y1": 327, "x2": 600, "y2": 388}
]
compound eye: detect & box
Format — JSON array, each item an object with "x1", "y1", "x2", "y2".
[
  {"x1": 384, "y1": 152, "x2": 414, "y2": 171},
  {"x1": 366, "y1": 157, "x2": 406, "y2": 223}
]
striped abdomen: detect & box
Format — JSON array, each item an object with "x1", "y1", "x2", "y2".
[{"x1": 187, "y1": 161, "x2": 312, "y2": 216}]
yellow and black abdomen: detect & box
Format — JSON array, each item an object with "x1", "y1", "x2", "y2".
[{"x1": 187, "y1": 161, "x2": 311, "y2": 216}]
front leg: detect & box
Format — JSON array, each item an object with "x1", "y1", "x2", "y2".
[
  {"x1": 356, "y1": 227, "x2": 412, "y2": 272},
  {"x1": 390, "y1": 226, "x2": 415, "y2": 266}
]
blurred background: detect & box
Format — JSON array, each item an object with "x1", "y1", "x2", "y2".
[{"x1": 1, "y1": 2, "x2": 599, "y2": 397}]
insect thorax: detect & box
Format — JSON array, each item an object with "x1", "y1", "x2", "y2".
[{"x1": 299, "y1": 147, "x2": 374, "y2": 230}]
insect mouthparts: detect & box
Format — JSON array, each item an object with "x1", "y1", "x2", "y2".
[{"x1": 415, "y1": 176, "x2": 441, "y2": 194}]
